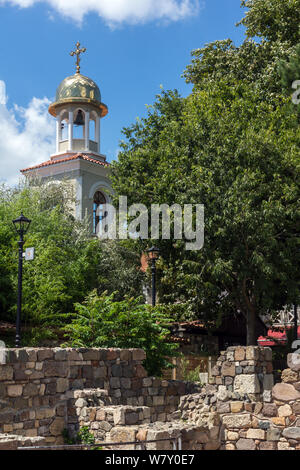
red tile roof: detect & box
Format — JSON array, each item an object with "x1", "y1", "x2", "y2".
[{"x1": 20, "y1": 153, "x2": 110, "y2": 173}]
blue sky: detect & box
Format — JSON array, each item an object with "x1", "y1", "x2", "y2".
[{"x1": 0, "y1": 0, "x2": 247, "y2": 184}]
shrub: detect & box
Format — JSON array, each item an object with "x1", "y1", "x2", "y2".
[{"x1": 63, "y1": 290, "x2": 178, "y2": 376}]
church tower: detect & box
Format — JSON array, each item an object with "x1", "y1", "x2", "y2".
[{"x1": 21, "y1": 42, "x2": 111, "y2": 234}]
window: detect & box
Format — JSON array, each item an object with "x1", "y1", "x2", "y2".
[{"x1": 93, "y1": 191, "x2": 106, "y2": 234}]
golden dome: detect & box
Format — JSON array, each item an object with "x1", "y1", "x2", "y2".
[{"x1": 49, "y1": 74, "x2": 108, "y2": 118}]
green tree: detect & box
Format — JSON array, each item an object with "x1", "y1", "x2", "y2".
[
  {"x1": 184, "y1": 1, "x2": 300, "y2": 103},
  {"x1": 0, "y1": 180, "x2": 145, "y2": 344},
  {"x1": 63, "y1": 290, "x2": 178, "y2": 377},
  {"x1": 111, "y1": 80, "x2": 300, "y2": 345},
  {"x1": 111, "y1": 0, "x2": 300, "y2": 345}
]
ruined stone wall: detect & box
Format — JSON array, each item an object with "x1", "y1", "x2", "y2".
[
  {"x1": 176, "y1": 347, "x2": 300, "y2": 450},
  {"x1": 0, "y1": 347, "x2": 199, "y2": 445}
]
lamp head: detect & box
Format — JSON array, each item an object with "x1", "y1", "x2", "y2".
[
  {"x1": 147, "y1": 246, "x2": 160, "y2": 261},
  {"x1": 13, "y1": 212, "x2": 31, "y2": 236}
]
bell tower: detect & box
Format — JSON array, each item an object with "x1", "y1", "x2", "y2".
[
  {"x1": 49, "y1": 42, "x2": 108, "y2": 160},
  {"x1": 21, "y1": 42, "x2": 112, "y2": 234}
]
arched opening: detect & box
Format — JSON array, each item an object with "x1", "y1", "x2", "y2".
[
  {"x1": 89, "y1": 118, "x2": 96, "y2": 141},
  {"x1": 73, "y1": 109, "x2": 85, "y2": 139},
  {"x1": 60, "y1": 110, "x2": 69, "y2": 142},
  {"x1": 93, "y1": 191, "x2": 106, "y2": 235}
]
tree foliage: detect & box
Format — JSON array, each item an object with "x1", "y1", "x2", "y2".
[
  {"x1": 63, "y1": 290, "x2": 178, "y2": 377},
  {"x1": 0, "y1": 180, "x2": 144, "y2": 339},
  {"x1": 111, "y1": 79, "x2": 300, "y2": 345},
  {"x1": 111, "y1": 0, "x2": 300, "y2": 345}
]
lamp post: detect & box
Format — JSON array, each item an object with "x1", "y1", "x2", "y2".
[
  {"x1": 12, "y1": 212, "x2": 31, "y2": 348},
  {"x1": 294, "y1": 304, "x2": 298, "y2": 342},
  {"x1": 147, "y1": 246, "x2": 160, "y2": 307}
]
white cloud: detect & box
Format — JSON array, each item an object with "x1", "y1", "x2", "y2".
[
  {"x1": 0, "y1": 83, "x2": 55, "y2": 186},
  {"x1": 0, "y1": 0, "x2": 201, "y2": 25}
]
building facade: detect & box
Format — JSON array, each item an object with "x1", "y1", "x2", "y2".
[{"x1": 20, "y1": 44, "x2": 112, "y2": 235}]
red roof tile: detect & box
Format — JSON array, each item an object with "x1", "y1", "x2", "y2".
[{"x1": 20, "y1": 153, "x2": 110, "y2": 173}]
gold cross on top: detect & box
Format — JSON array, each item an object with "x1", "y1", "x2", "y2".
[{"x1": 70, "y1": 42, "x2": 86, "y2": 74}]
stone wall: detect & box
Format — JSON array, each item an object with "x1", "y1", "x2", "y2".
[
  {"x1": 175, "y1": 347, "x2": 300, "y2": 450},
  {"x1": 1, "y1": 345, "x2": 299, "y2": 450},
  {"x1": 0, "y1": 347, "x2": 199, "y2": 445},
  {"x1": 209, "y1": 346, "x2": 274, "y2": 401}
]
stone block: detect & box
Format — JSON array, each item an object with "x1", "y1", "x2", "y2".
[
  {"x1": 234, "y1": 375, "x2": 261, "y2": 394},
  {"x1": 53, "y1": 349, "x2": 68, "y2": 361},
  {"x1": 106, "y1": 350, "x2": 118, "y2": 360},
  {"x1": 246, "y1": 429, "x2": 265, "y2": 440},
  {"x1": 221, "y1": 362, "x2": 235, "y2": 377},
  {"x1": 282, "y1": 427, "x2": 300, "y2": 440},
  {"x1": 245, "y1": 347, "x2": 260, "y2": 361},
  {"x1": 37, "y1": 349, "x2": 54, "y2": 361},
  {"x1": 135, "y1": 365, "x2": 147, "y2": 378},
  {"x1": 0, "y1": 366, "x2": 13, "y2": 381},
  {"x1": 153, "y1": 396, "x2": 165, "y2": 406},
  {"x1": 272, "y1": 383, "x2": 300, "y2": 401},
  {"x1": 0, "y1": 411, "x2": 14, "y2": 424},
  {"x1": 109, "y1": 426, "x2": 137, "y2": 443},
  {"x1": 49, "y1": 418, "x2": 65, "y2": 437},
  {"x1": 81, "y1": 350, "x2": 100, "y2": 361},
  {"x1": 99, "y1": 421, "x2": 112, "y2": 432},
  {"x1": 234, "y1": 347, "x2": 246, "y2": 361},
  {"x1": 217, "y1": 403, "x2": 230, "y2": 413},
  {"x1": 281, "y1": 369, "x2": 299, "y2": 383},
  {"x1": 120, "y1": 350, "x2": 131, "y2": 361},
  {"x1": 227, "y1": 431, "x2": 239, "y2": 441},
  {"x1": 278, "y1": 442, "x2": 291, "y2": 450},
  {"x1": 263, "y1": 374, "x2": 274, "y2": 390},
  {"x1": 259, "y1": 441, "x2": 276, "y2": 450},
  {"x1": 262, "y1": 404, "x2": 278, "y2": 417},
  {"x1": 143, "y1": 378, "x2": 152, "y2": 387},
  {"x1": 7, "y1": 385, "x2": 23, "y2": 397},
  {"x1": 120, "y1": 378, "x2": 131, "y2": 389},
  {"x1": 132, "y1": 350, "x2": 146, "y2": 362},
  {"x1": 56, "y1": 378, "x2": 69, "y2": 393},
  {"x1": 125, "y1": 413, "x2": 139, "y2": 425},
  {"x1": 111, "y1": 364, "x2": 122, "y2": 377},
  {"x1": 122, "y1": 366, "x2": 134, "y2": 378},
  {"x1": 225, "y1": 443, "x2": 235, "y2": 450},
  {"x1": 287, "y1": 354, "x2": 300, "y2": 372},
  {"x1": 230, "y1": 402, "x2": 244, "y2": 413},
  {"x1": 271, "y1": 417, "x2": 286, "y2": 426},
  {"x1": 278, "y1": 405, "x2": 292, "y2": 417},
  {"x1": 75, "y1": 398, "x2": 87, "y2": 408},
  {"x1": 263, "y1": 390, "x2": 272, "y2": 403},
  {"x1": 136, "y1": 429, "x2": 148, "y2": 442},
  {"x1": 93, "y1": 366, "x2": 107, "y2": 379},
  {"x1": 96, "y1": 409, "x2": 106, "y2": 422},
  {"x1": 23, "y1": 383, "x2": 39, "y2": 397},
  {"x1": 44, "y1": 361, "x2": 68, "y2": 378},
  {"x1": 222, "y1": 413, "x2": 251, "y2": 428},
  {"x1": 236, "y1": 438, "x2": 256, "y2": 450},
  {"x1": 292, "y1": 402, "x2": 300, "y2": 415},
  {"x1": 110, "y1": 377, "x2": 120, "y2": 389}
]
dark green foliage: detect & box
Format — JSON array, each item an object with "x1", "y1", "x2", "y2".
[
  {"x1": 0, "y1": 180, "x2": 144, "y2": 343},
  {"x1": 63, "y1": 290, "x2": 179, "y2": 377},
  {"x1": 111, "y1": 0, "x2": 300, "y2": 345}
]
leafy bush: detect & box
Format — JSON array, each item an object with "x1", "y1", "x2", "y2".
[{"x1": 63, "y1": 290, "x2": 178, "y2": 377}]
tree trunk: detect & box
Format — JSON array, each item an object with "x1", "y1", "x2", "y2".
[{"x1": 246, "y1": 308, "x2": 257, "y2": 346}]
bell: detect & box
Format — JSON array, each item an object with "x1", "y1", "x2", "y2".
[{"x1": 74, "y1": 110, "x2": 85, "y2": 126}]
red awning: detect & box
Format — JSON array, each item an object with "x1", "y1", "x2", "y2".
[{"x1": 258, "y1": 326, "x2": 300, "y2": 347}]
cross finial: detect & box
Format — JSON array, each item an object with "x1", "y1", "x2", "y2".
[{"x1": 70, "y1": 41, "x2": 86, "y2": 74}]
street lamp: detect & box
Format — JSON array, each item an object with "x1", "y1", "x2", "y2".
[
  {"x1": 147, "y1": 246, "x2": 160, "y2": 307},
  {"x1": 12, "y1": 212, "x2": 31, "y2": 348}
]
